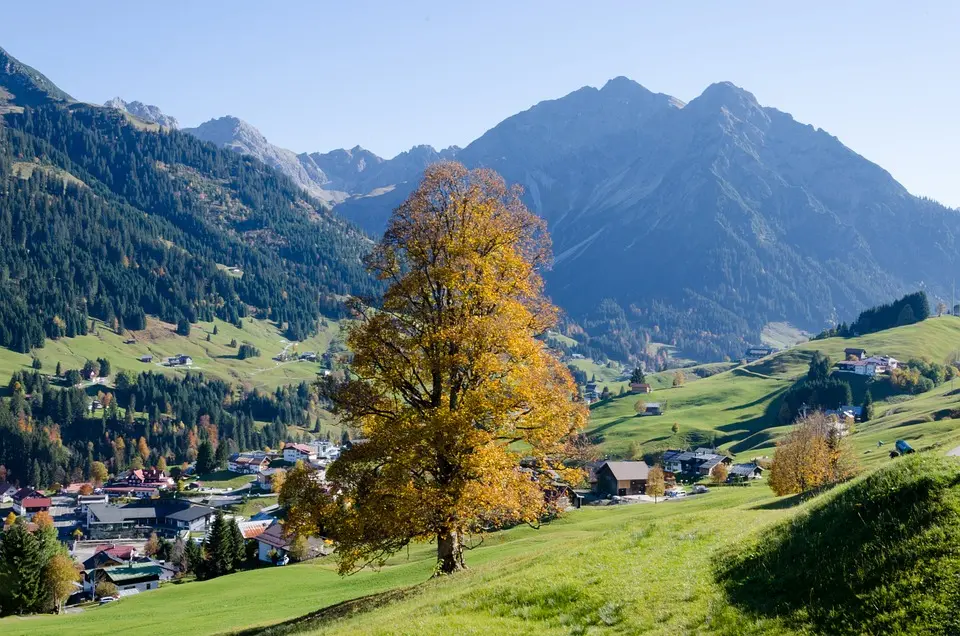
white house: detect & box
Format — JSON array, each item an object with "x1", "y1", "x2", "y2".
[
  {"x1": 283, "y1": 443, "x2": 317, "y2": 463},
  {"x1": 228, "y1": 452, "x2": 270, "y2": 474}
]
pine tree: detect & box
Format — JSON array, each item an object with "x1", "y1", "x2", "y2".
[
  {"x1": 862, "y1": 391, "x2": 874, "y2": 422},
  {"x1": 196, "y1": 441, "x2": 215, "y2": 475},
  {"x1": 0, "y1": 519, "x2": 44, "y2": 614},
  {"x1": 55, "y1": 361, "x2": 62, "y2": 377},
  {"x1": 203, "y1": 511, "x2": 232, "y2": 578},
  {"x1": 228, "y1": 519, "x2": 246, "y2": 570}
]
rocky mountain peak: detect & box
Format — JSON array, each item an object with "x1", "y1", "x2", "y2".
[{"x1": 103, "y1": 97, "x2": 179, "y2": 128}]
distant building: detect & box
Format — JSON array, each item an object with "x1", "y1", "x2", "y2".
[
  {"x1": 630, "y1": 383, "x2": 652, "y2": 394},
  {"x1": 283, "y1": 443, "x2": 317, "y2": 463},
  {"x1": 140, "y1": 354, "x2": 153, "y2": 363},
  {"x1": 164, "y1": 354, "x2": 192, "y2": 367},
  {"x1": 745, "y1": 347, "x2": 775, "y2": 362},
  {"x1": 12, "y1": 488, "x2": 51, "y2": 519},
  {"x1": 594, "y1": 461, "x2": 650, "y2": 497},
  {"x1": 85, "y1": 500, "x2": 216, "y2": 539},
  {"x1": 228, "y1": 452, "x2": 270, "y2": 474},
  {"x1": 727, "y1": 463, "x2": 764, "y2": 482},
  {"x1": 844, "y1": 348, "x2": 868, "y2": 361},
  {"x1": 662, "y1": 449, "x2": 732, "y2": 476}
]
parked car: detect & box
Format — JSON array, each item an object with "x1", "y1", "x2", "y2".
[
  {"x1": 99, "y1": 596, "x2": 118, "y2": 604},
  {"x1": 666, "y1": 489, "x2": 686, "y2": 498},
  {"x1": 693, "y1": 485, "x2": 709, "y2": 494}
]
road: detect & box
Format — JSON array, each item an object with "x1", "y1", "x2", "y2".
[{"x1": 947, "y1": 446, "x2": 960, "y2": 457}]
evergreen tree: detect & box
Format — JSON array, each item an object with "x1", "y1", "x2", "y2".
[
  {"x1": 862, "y1": 391, "x2": 874, "y2": 423},
  {"x1": 214, "y1": 441, "x2": 228, "y2": 469},
  {"x1": 0, "y1": 520, "x2": 44, "y2": 615},
  {"x1": 196, "y1": 441, "x2": 216, "y2": 475},
  {"x1": 228, "y1": 519, "x2": 246, "y2": 570},
  {"x1": 630, "y1": 366, "x2": 645, "y2": 385},
  {"x1": 203, "y1": 511, "x2": 233, "y2": 578},
  {"x1": 176, "y1": 319, "x2": 191, "y2": 337},
  {"x1": 55, "y1": 361, "x2": 62, "y2": 377}
]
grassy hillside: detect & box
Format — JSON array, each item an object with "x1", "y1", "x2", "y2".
[
  {"x1": 0, "y1": 316, "x2": 342, "y2": 392},
  {"x1": 588, "y1": 316, "x2": 960, "y2": 462},
  {"x1": 720, "y1": 455, "x2": 960, "y2": 635}
]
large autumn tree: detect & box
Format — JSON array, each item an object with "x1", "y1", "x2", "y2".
[{"x1": 323, "y1": 162, "x2": 587, "y2": 575}]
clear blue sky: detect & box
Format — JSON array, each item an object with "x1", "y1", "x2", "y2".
[{"x1": 3, "y1": 1, "x2": 958, "y2": 205}]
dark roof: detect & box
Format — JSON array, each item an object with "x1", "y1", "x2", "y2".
[
  {"x1": 844, "y1": 347, "x2": 867, "y2": 354},
  {"x1": 13, "y1": 487, "x2": 42, "y2": 501},
  {"x1": 0, "y1": 482, "x2": 16, "y2": 495},
  {"x1": 598, "y1": 461, "x2": 650, "y2": 481},
  {"x1": 166, "y1": 505, "x2": 215, "y2": 522},
  {"x1": 257, "y1": 521, "x2": 290, "y2": 550},
  {"x1": 729, "y1": 463, "x2": 763, "y2": 477}
]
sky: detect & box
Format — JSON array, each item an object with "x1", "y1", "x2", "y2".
[{"x1": 3, "y1": 1, "x2": 959, "y2": 205}]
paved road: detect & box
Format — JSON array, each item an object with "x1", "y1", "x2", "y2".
[{"x1": 947, "y1": 446, "x2": 960, "y2": 456}]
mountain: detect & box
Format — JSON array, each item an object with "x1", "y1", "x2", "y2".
[
  {"x1": 330, "y1": 78, "x2": 960, "y2": 360},
  {"x1": 0, "y1": 48, "x2": 376, "y2": 353},
  {"x1": 0, "y1": 45, "x2": 72, "y2": 112},
  {"x1": 103, "y1": 97, "x2": 179, "y2": 128}
]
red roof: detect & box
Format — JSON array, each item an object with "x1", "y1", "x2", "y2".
[
  {"x1": 284, "y1": 443, "x2": 314, "y2": 454},
  {"x1": 93, "y1": 545, "x2": 136, "y2": 560},
  {"x1": 20, "y1": 497, "x2": 51, "y2": 509}
]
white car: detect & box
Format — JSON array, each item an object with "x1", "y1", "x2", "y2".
[{"x1": 666, "y1": 489, "x2": 687, "y2": 498}]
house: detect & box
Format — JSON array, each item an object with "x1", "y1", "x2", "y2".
[
  {"x1": 256, "y1": 467, "x2": 286, "y2": 490},
  {"x1": 83, "y1": 561, "x2": 172, "y2": 596},
  {"x1": 594, "y1": 461, "x2": 650, "y2": 497},
  {"x1": 662, "y1": 449, "x2": 732, "y2": 477},
  {"x1": 12, "y1": 488, "x2": 51, "y2": 519},
  {"x1": 844, "y1": 348, "x2": 868, "y2": 361},
  {"x1": 229, "y1": 452, "x2": 270, "y2": 474},
  {"x1": 299, "y1": 351, "x2": 318, "y2": 362},
  {"x1": 745, "y1": 347, "x2": 775, "y2": 362},
  {"x1": 0, "y1": 482, "x2": 16, "y2": 504},
  {"x1": 164, "y1": 354, "x2": 192, "y2": 367},
  {"x1": 238, "y1": 519, "x2": 273, "y2": 540},
  {"x1": 81, "y1": 544, "x2": 138, "y2": 571},
  {"x1": 584, "y1": 381, "x2": 602, "y2": 404},
  {"x1": 256, "y1": 520, "x2": 329, "y2": 564},
  {"x1": 835, "y1": 359, "x2": 882, "y2": 377},
  {"x1": 283, "y1": 443, "x2": 317, "y2": 463},
  {"x1": 102, "y1": 486, "x2": 160, "y2": 499},
  {"x1": 727, "y1": 463, "x2": 764, "y2": 482},
  {"x1": 630, "y1": 383, "x2": 652, "y2": 394},
  {"x1": 85, "y1": 500, "x2": 216, "y2": 539},
  {"x1": 114, "y1": 468, "x2": 171, "y2": 489},
  {"x1": 60, "y1": 482, "x2": 93, "y2": 495},
  {"x1": 140, "y1": 354, "x2": 154, "y2": 363}
]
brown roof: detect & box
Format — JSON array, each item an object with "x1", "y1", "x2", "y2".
[{"x1": 598, "y1": 461, "x2": 650, "y2": 481}]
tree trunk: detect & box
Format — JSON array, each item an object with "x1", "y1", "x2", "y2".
[{"x1": 436, "y1": 528, "x2": 466, "y2": 575}]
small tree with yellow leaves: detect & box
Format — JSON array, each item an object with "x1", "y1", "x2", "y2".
[{"x1": 646, "y1": 465, "x2": 666, "y2": 503}]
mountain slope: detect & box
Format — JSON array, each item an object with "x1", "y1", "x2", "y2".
[
  {"x1": 331, "y1": 78, "x2": 960, "y2": 360},
  {"x1": 0, "y1": 45, "x2": 72, "y2": 111},
  {"x1": 0, "y1": 51, "x2": 377, "y2": 354}
]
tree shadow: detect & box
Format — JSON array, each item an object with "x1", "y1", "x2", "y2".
[
  {"x1": 749, "y1": 483, "x2": 838, "y2": 510},
  {"x1": 227, "y1": 586, "x2": 420, "y2": 635}
]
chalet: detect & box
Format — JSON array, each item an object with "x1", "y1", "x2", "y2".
[
  {"x1": 630, "y1": 383, "x2": 652, "y2": 394},
  {"x1": 745, "y1": 347, "x2": 775, "y2": 362},
  {"x1": 81, "y1": 544, "x2": 138, "y2": 571},
  {"x1": 83, "y1": 561, "x2": 172, "y2": 596},
  {"x1": 299, "y1": 351, "x2": 318, "y2": 362},
  {"x1": 60, "y1": 482, "x2": 93, "y2": 495},
  {"x1": 229, "y1": 452, "x2": 270, "y2": 474},
  {"x1": 727, "y1": 463, "x2": 764, "y2": 482},
  {"x1": 256, "y1": 520, "x2": 329, "y2": 564},
  {"x1": 835, "y1": 359, "x2": 881, "y2": 377},
  {"x1": 594, "y1": 461, "x2": 650, "y2": 497},
  {"x1": 12, "y1": 488, "x2": 51, "y2": 519},
  {"x1": 140, "y1": 354, "x2": 154, "y2": 363},
  {"x1": 283, "y1": 443, "x2": 317, "y2": 463},
  {"x1": 164, "y1": 354, "x2": 193, "y2": 367},
  {"x1": 238, "y1": 519, "x2": 272, "y2": 540},
  {"x1": 85, "y1": 501, "x2": 216, "y2": 539},
  {"x1": 115, "y1": 468, "x2": 170, "y2": 489},
  {"x1": 584, "y1": 381, "x2": 602, "y2": 404},
  {"x1": 0, "y1": 482, "x2": 16, "y2": 503},
  {"x1": 662, "y1": 449, "x2": 732, "y2": 477},
  {"x1": 256, "y1": 468, "x2": 286, "y2": 489},
  {"x1": 844, "y1": 348, "x2": 868, "y2": 361}
]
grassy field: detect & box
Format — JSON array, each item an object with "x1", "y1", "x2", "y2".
[
  {"x1": 5, "y1": 485, "x2": 795, "y2": 636},
  {"x1": 192, "y1": 471, "x2": 257, "y2": 490},
  {"x1": 0, "y1": 316, "x2": 343, "y2": 393},
  {"x1": 587, "y1": 316, "x2": 960, "y2": 463}
]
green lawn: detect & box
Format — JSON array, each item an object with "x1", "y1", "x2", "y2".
[
  {"x1": 192, "y1": 471, "x2": 257, "y2": 490},
  {"x1": 0, "y1": 316, "x2": 342, "y2": 393}
]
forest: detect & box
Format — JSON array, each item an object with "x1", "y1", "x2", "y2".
[
  {"x1": 0, "y1": 368, "x2": 325, "y2": 488},
  {"x1": 0, "y1": 102, "x2": 378, "y2": 353}
]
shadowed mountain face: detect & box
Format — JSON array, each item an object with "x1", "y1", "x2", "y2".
[
  {"x1": 0, "y1": 45, "x2": 73, "y2": 111},
  {"x1": 333, "y1": 78, "x2": 960, "y2": 359}
]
